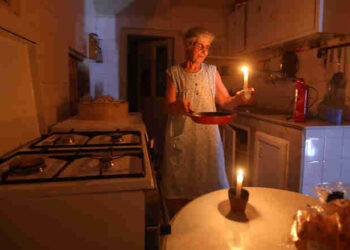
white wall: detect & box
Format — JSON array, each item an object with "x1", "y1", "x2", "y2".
[
  {"x1": 88, "y1": 1, "x2": 229, "y2": 100},
  {"x1": 89, "y1": 16, "x2": 120, "y2": 99},
  {"x1": 0, "y1": 0, "x2": 87, "y2": 132}
]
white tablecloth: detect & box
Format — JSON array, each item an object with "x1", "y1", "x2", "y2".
[{"x1": 163, "y1": 187, "x2": 320, "y2": 250}]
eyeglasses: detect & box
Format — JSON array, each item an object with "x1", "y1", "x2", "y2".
[{"x1": 193, "y1": 42, "x2": 210, "y2": 52}]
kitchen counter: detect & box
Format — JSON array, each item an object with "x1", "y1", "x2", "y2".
[
  {"x1": 237, "y1": 110, "x2": 350, "y2": 130},
  {"x1": 50, "y1": 112, "x2": 147, "y2": 133}
]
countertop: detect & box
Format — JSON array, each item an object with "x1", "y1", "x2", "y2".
[
  {"x1": 50, "y1": 112, "x2": 146, "y2": 133},
  {"x1": 236, "y1": 109, "x2": 350, "y2": 130}
]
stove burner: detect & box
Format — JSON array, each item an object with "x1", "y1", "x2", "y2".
[
  {"x1": 55, "y1": 135, "x2": 75, "y2": 145},
  {"x1": 89, "y1": 154, "x2": 127, "y2": 170},
  {"x1": 110, "y1": 134, "x2": 124, "y2": 143},
  {"x1": 99, "y1": 157, "x2": 116, "y2": 169},
  {"x1": 9, "y1": 157, "x2": 46, "y2": 175}
]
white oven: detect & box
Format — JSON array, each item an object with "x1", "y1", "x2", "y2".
[{"x1": 0, "y1": 28, "x2": 169, "y2": 249}]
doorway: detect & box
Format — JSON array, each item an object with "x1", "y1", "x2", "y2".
[
  {"x1": 68, "y1": 50, "x2": 90, "y2": 117},
  {"x1": 127, "y1": 35, "x2": 174, "y2": 166}
]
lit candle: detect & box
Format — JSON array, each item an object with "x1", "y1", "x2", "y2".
[
  {"x1": 236, "y1": 169, "x2": 244, "y2": 198},
  {"x1": 241, "y1": 66, "x2": 249, "y2": 90}
]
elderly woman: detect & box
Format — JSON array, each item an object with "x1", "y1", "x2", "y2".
[{"x1": 162, "y1": 27, "x2": 252, "y2": 215}]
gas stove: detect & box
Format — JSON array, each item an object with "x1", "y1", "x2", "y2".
[
  {"x1": 29, "y1": 129, "x2": 142, "y2": 149},
  {"x1": 0, "y1": 129, "x2": 148, "y2": 185},
  {"x1": 0, "y1": 148, "x2": 145, "y2": 184}
]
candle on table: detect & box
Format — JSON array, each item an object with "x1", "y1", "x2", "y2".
[
  {"x1": 241, "y1": 66, "x2": 249, "y2": 90},
  {"x1": 236, "y1": 169, "x2": 244, "y2": 198}
]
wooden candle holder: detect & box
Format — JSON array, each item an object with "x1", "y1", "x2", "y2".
[{"x1": 228, "y1": 188, "x2": 249, "y2": 212}]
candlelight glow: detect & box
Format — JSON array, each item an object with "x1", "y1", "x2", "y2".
[
  {"x1": 241, "y1": 66, "x2": 249, "y2": 90},
  {"x1": 236, "y1": 169, "x2": 244, "y2": 198},
  {"x1": 241, "y1": 66, "x2": 248, "y2": 74}
]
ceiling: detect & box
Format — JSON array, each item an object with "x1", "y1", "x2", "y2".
[
  {"x1": 93, "y1": 0, "x2": 229, "y2": 16},
  {"x1": 93, "y1": 0, "x2": 135, "y2": 15}
]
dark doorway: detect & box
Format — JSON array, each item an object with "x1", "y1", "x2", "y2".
[{"x1": 127, "y1": 35, "x2": 174, "y2": 167}]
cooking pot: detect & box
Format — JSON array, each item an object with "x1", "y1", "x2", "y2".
[{"x1": 188, "y1": 111, "x2": 236, "y2": 124}]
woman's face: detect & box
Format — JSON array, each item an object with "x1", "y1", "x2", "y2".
[{"x1": 186, "y1": 37, "x2": 211, "y2": 64}]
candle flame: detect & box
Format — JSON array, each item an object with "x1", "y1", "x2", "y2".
[
  {"x1": 241, "y1": 66, "x2": 249, "y2": 74},
  {"x1": 237, "y1": 169, "x2": 243, "y2": 177}
]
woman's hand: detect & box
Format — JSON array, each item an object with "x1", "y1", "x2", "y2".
[
  {"x1": 174, "y1": 98, "x2": 192, "y2": 115},
  {"x1": 235, "y1": 88, "x2": 255, "y2": 106},
  {"x1": 215, "y1": 70, "x2": 255, "y2": 110}
]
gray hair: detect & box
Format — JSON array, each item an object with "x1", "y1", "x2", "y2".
[{"x1": 184, "y1": 27, "x2": 215, "y2": 47}]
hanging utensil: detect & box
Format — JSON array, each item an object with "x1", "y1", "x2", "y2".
[
  {"x1": 337, "y1": 46, "x2": 342, "y2": 72},
  {"x1": 332, "y1": 46, "x2": 345, "y2": 87},
  {"x1": 329, "y1": 48, "x2": 334, "y2": 64}
]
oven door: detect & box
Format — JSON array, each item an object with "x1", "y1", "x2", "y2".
[
  {"x1": 145, "y1": 173, "x2": 171, "y2": 249},
  {"x1": 145, "y1": 138, "x2": 171, "y2": 250}
]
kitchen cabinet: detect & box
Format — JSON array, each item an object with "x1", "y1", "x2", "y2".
[
  {"x1": 233, "y1": 112, "x2": 350, "y2": 197},
  {"x1": 246, "y1": 0, "x2": 350, "y2": 51},
  {"x1": 227, "y1": 4, "x2": 246, "y2": 55},
  {"x1": 221, "y1": 123, "x2": 251, "y2": 185},
  {"x1": 253, "y1": 131, "x2": 289, "y2": 189}
]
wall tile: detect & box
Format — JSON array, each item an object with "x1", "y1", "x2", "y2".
[
  {"x1": 303, "y1": 161, "x2": 322, "y2": 185},
  {"x1": 302, "y1": 186, "x2": 317, "y2": 197},
  {"x1": 324, "y1": 137, "x2": 343, "y2": 160},
  {"x1": 325, "y1": 127, "x2": 343, "y2": 138},
  {"x1": 323, "y1": 160, "x2": 342, "y2": 183},
  {"x1": 302, "y1": 161, "x2": 322, "y2": 195},
  {"x1": 304, "y1": 137, "x2": 325, "y2": 162},
  {"x1": 343, "y1": 138, "x2": 350, "y2": 159},
  {"x1": 305, "y1": 128, "x2": 325, "y2": 138},
  {"x1": 344, "y1": 128, "x2": 350, "y2": 138},
  {"x1": 341, "y1": 159, "x2": 350, "y2": 182}
]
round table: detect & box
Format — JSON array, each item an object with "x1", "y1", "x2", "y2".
[{"x1": 163, "y1": 187, "x2": 320, "y2": 250}]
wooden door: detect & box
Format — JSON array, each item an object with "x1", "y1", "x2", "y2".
[{"x1": 137, "y1": 39, "x2": 173, "y2": 167}]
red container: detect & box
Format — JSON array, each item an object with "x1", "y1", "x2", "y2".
[{"x1": 293, "y1": 78, "x2": 308, "y2": 122}]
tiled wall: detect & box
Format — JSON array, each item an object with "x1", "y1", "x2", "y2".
[{"x1": 302, "y1": 126, "x2": 350, "y2": 196}]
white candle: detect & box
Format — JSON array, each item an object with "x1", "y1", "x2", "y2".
[
  {"x1": 241, "y1": 66, "x2": 249, "y2": 90},
  {"x1": 236, "y1": 169, "x2": 244, "y2": 198}
]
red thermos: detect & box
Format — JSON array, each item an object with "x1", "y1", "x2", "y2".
[{"x1": 293, "y1": 78, "x2": 308, "y2": 122}]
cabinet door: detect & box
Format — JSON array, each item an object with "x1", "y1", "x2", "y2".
[
  {"x1": 253, "y1": 131, "x2": 289, "y2": 189},
  {"x1": 227, "y1": 4, "x2": 246, "y2": 55},
  {"x1": 246, "y1": 0, "x2": 316, "y2": 50},
  {"x1": 222, "y1": 124, "x2": 236, "y2": 186}
]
